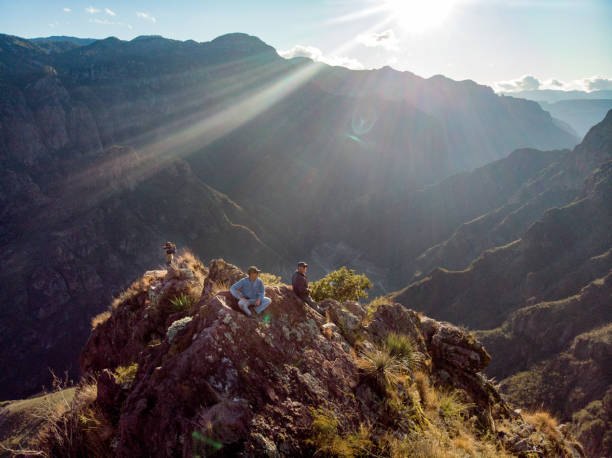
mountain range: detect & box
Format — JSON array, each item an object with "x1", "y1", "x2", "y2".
[
  {"x1": 0, "y1": 32, "x2": 581, "y2": 401},
  {"x1": 1, "y1": 31, "x2": 610, "y2": 456},
  {"x1": 499, "y1": 89, "x2": 612, "y2": 140}
]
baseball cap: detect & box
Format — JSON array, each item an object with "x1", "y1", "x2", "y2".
[
  {"x1": 297, "y1": 261, "x2": 308, "y2": 268},
  {"x1": 247, "y1": 266, "x2": 261, "y2": 274}
]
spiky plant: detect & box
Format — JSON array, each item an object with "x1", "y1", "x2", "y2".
[
  {"x1": 169, "y1": 293, "x2": 197, "y2": 313},
  {"x1": 385, "y1": 333, "x2": 424, "y2": 373},
  {"x1": 357, "y1": 349, "x2": 405, "y2": 392}
]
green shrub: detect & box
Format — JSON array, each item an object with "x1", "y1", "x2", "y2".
[
  {"x1": 259, "y1": 272, "x2": 283, "y2": 286},
  {"x1": 114, "y1": 363, "x2": 138, "y2": 387},
  {"x1": 311, "y1": 267, "x2": 373, "y2": 302}
]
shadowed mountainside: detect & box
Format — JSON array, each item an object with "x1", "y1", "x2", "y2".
[
  {"x1": 392, "y1": 111, "x2": 612, "y2": 328},
  {"x1": 391, "y1": 112, "x2": 612, "y2": 456}
]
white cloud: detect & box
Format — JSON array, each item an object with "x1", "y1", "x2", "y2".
[
  {"x1": 494, "y1": 75, "x2": 540, "y2": 92},
  {"x1": 136, "y1": 11, "x2": 156, "y2": 23},
  {"x1": 278, "y1": 45, "x2": 364, "y2": 70},
  {"x1": 105, "y1": 8, "x2": 116, "y2": 16},
  {"x1": 89, "y1": 18, "x2": 131, "y2": 28},
  {"x1": 85, "y1": 6, "x2": 100, "y2": 14},
  {"x1": 356, "y1": 29, "x2": 400, "y2": 51},
  {"x1": 90, "y1": 18, "x2": 111, "y2": 24},
  {"x1": 494, "y1": 75, "x2": 612, "y2": 93},
  {"x1": 584, "y1": 76, "x2": 612, "y2": 91},
  {"x1": 63, "y1": 7, "x2": 71, "y2": 13}
]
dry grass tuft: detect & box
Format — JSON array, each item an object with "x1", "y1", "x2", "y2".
[
  {"x1": 363, "y1": 296, "x2": 391, "y2": 324},
  {"x1": 34, "y1": 377, "x2": 112, "y2": 457},
  {"x1": 209, "y1": 280, "x2": 230, "y2": 296},
  {"x1": 437, "y1": 390, "x2": 471, "y2": 426},
  {"x1": 524, "y1": 411, "x2": 559, "y2": 439},
  {"x1": 414, "y1": 371, "x2": 434, "y2": 408},
  {"x1": 307, "y1": 408, "x2": 374, "y2": 457},
  {"x1": 90, "y1": 311, "x2": 111, "y2": 330}
]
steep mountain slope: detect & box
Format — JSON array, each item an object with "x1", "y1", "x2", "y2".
[
  {"x1": 391, "y1": 113, "x2": 612, "y2": 456},
  {"x1": 0, "y1": 32, "x2": 580, "y2": 400},
  {"x1": 393, "y1": 158, "x2": 611, "y2": 329},
  {"x1": 411, "y1": 110, "x2": 612, "y2": 282},
  {"x1": 393, "y1": 112, "x2": 612, "y2": 327},
  {"x1": 6, "y1": 256, "x2": 582, "y2": 457},
  {"x1": 475, "y1": 275, "x2": 612, "y2": 458}
]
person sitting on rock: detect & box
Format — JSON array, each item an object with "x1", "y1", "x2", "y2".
[
  {"x1": 164, "y1": 241, "x2": 176, "y2": 267},
  {"x1": 230, "y1": 266, "x2": 272, "y2": 316},
  {"x1": 292, "y1": 261, "x2": 324, "y2": 315}
]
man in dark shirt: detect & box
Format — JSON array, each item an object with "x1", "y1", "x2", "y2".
[{"x1": 291, "y1": 261, "x2": 324, "y2": 315}]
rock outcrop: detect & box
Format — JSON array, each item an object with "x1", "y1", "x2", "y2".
[{"x1": 37, "y1": 256, "x2": 579, "y2": 457}]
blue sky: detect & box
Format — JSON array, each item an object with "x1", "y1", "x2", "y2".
[{"x1": 1, "y1": 0, "x2": 610, "y2": 90}]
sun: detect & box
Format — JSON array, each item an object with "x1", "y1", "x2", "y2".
[{"x1": 384, "y1": 0, "x2": 459, "y2": 33}]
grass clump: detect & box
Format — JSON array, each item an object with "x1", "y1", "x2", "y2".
[
  {"x1": 35, "y1": 378, "x2": 112, "y2": 457},
  {"x1": 437, "y1": 390, "x2": 470, "y2": 426},
  {"x1": 382, "y1": 430, "x2": 451, "y2": 458},
  {"x1": 414, "y1": 371, "x2": 434, "y2": 408},
  {"x1": 385, "y1": 333, "x2": 422, "y2": 373},
  {"x1": 111, "y1": 286, "x2": 140, "y2": 309},
  {"x1": 357, "y1": 349, "x2": 405, "y2": 394},
  {"x1": 209, "y1": 280, "x2": 230, "y2": 296},
  {"x1": 169, "y1": 293, "x2": 197, "y2": 314},
  {"x1": 523, "y1": 410, "x2": 573, "y2": 455},
  {"x1": 307, "y1": 408, "x2": 374, "y2": 457}
]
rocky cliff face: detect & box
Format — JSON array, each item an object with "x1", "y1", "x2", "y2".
[{"x1": 26, "y1": 256, "x2": 582, "y2": 457}]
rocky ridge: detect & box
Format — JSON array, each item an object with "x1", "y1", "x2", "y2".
[{"x1": 24, "y1": 255, "x2": 582, "y2": 457}]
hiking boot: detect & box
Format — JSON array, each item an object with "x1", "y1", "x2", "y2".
[{"x1": 239, "y1": 301, "x2": 252, "y2": 316}]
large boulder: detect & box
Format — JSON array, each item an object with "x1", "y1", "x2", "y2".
[{"x1": 423, "y1": 317, "x2": 491, "y2": 373}]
